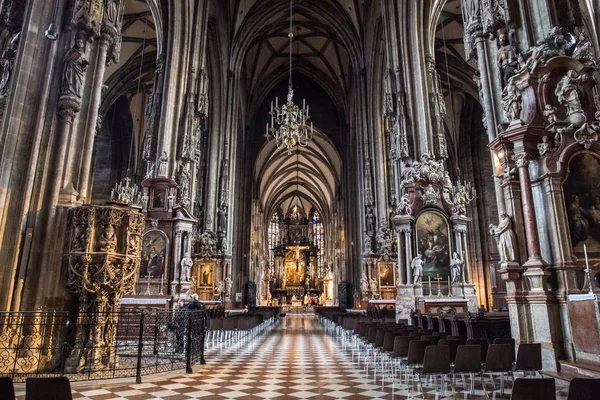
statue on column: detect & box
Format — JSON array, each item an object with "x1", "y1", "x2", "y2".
[
  {"x1": 365, "y1": 206, "x2": 376, "y2": 237},
  {"x1": 411, "y1": 255, "x2": 423, "y2": 285},
  {"x1": 180, "y1": 252, "x2": 193, "y2": 282},
  {"x1": 450, "y1": 252, "x2": 464, "y2": 284},
  {"x1": 61, "y1": 31, "x2": 89, "y2": 99},
  {"x1": 217, "y1": 205, "x2": 228, "y2": 237},
  {"x1": 496, "y1": 29, "x2": 519, "y2": 87},
  {"x1": 370, "y1": 277, "x2": 379, "y2": 297},
  {"x1": 176, "y1": 163, "x2": 191, "y2": 206},
  {"x1": 489, "y1": 211, "x2": 518, "y2": 263}
]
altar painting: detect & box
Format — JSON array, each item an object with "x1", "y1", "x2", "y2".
[
  {"x1": 378, "y1": 262, "x2": 396, "y2": 287},
  {"x1": 284, "y1": 251, "x2": 305, "y2": 286},
  {"x1": 192, "y1": 262, "x2": 213, "y2": 287},
  {"x1": 564, "y1": 152, "x2": 600, "y2": 258},
  {"x1": 415, "y1": 210, "x2": 451, "y2": 278},
  {"x1": 140, "y1": 231, "x2": 167, "y2": 278}
]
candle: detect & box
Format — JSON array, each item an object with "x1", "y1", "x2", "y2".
[{"x1": 584, "y1": 244, "x2": 590, "y2": 271}]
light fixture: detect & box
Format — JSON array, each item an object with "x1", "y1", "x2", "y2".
[
  {"x1": 265, "y1": 0, "x2": 313, "y2": 154},
  {"x1": 45, "y1": 0, "x2": 59, "y2": 40}
]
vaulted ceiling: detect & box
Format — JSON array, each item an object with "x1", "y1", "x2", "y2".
[{"x1": 254, "y1": 133, "x2": 341, "y2": 225}]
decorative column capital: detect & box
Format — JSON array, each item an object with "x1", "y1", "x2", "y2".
[{"x1": 512, "y1": 153, "x2": 531, "y2": 168}]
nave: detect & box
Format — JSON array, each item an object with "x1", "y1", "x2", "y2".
[{"x1": 15, "y1": 315, "x2": 570, "y2": 400}]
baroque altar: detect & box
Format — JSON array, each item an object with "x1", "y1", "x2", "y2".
[{"x1": 391, "y1": 154, "x2": 478, "y2": 324}]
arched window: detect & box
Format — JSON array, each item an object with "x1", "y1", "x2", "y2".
[{"x1": 268, "y1": 211, "x2": 281, "y2": 264}]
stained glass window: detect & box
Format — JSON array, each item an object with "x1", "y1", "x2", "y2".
[
  {"x1": 312, "y1": 211, "x2": 324, "y2": 272},
  {"x1": 268, "y1": 212, "x2": 280, "y2": 264}
]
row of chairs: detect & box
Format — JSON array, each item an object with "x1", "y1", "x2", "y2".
[
  {"x1": 320, "y1": 313, "x2": 600, "y2": 399},
  {"x1": 206, "y1": 311, "x2": 278, "y2": 342}
]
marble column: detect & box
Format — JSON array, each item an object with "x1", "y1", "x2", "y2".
[{"x1": 513, "y1": 153, "x2": 544, "y2": 265}]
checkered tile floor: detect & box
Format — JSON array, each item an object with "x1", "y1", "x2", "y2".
[{"x1": 16, "y1": 315, "x2": 569, "y2": 399}]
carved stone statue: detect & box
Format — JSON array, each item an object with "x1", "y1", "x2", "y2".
[
  {"x1": 555, "y1": 70, "x2": 587, "y2": 119},
  {"x1": 501, "y1": 79, "x2": 522, "y2": 124},
  {"x1": 450, "y1": 252, "x2": 464, "y2": 284},
  {"x1": 496, "y1": 29, "x2": 519, "y2": 87},
  {"x1": 360, "y1": 273, "x2": 370, "y2": 296},
  {"x1": 217, "y1": 205, "x2": 228, "y2": 236},
  {"x1": 198, "y1": 231, "x2": 217, "y2": 258},
  {"x1": 411, "y1": 255, "x2": 423, "y2": 285},
  {"x1": 396, "y1": 194, "x2": 412, "y2": 216},
  {"x1": 543, "y1": 105, "x2": 558, "y2": 125},
  {"x1": 0, "y1": 32, "x2": 20, "y2": 97},
  {"x1": 98, "y1": 224, "x2": 117, "y2": 252},
  {"x1": 157, "y1": 152, "x2": 169, "y2": 177},
  {"x1": 61, "y1": 32, "x2": 89, "y2": 99},
  {"x1": 180, "y1": 252, "x2": 193, "y2": 282},
  {"x1": 214, "y1": 279, "x2": 224, "y2": 296},
  {"x1": 224, "y1": 275, "x2": 232, "y2": 298},
  {"x1": 538, "y1": 136, "x2": 552, "y2": 156},
  {"x1": 489, "y1": 211, "x2": 518, "y2": 263},
  {"x1": 176, "y1": 164, "x2": 190, "y2": 205},
  {"x1": 365, "y1": 207, "x2": 376, "y2": 237},
  {"x1": 370, "y1": 277, "x2": 379, "y2": 296}
]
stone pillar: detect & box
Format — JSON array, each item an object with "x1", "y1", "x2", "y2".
[{"x1": 513, "y1": 153, "x2": 544, "y2": 265}]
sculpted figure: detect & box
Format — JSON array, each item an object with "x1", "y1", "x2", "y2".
[
  {"x1": 450, "y1": 252, "x2": 464, "y2": 284},
  {"x1": 98, "y1": 224, "x2": 117, "y2": 252},
  {"x1": 61, "y1": 33, "x2": 89, "y2": 99},
  {"x1": 501, "y1": 79, "x2": 522, "y2": 123},
  {"x1": 496, "y1": 29, "x2": 518, "y2": 86},
  {"x1": 411, "y1": 255, "x2": 423, "y2": 285},
  {"x1": 489, "y1": 212, "x2": 518, "y2": 263},
  {"x1": 555, "y1": 70, "x2": 587, "y2": 117},
  {"x1": 180, "y1": 252, "x2": 193, "y2": 282},
  {"x1": 365, "y1": 207, "x2": 376, "y2": 237},
  {"x1": 538, "y1": 136, "x2": 552, "y2": 156}
]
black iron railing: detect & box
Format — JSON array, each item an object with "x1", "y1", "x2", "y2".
[{"x1": 0, "y1": 309, "x2": 206, "y2": 383}]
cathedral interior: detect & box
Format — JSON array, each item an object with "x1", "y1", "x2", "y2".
[{"x1": 1, "y1": 0, "x2": 600, "y2": 398}]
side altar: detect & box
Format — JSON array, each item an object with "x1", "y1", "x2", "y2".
[{"x1": 390, "y1": 154, "x2": 478, "y2": 324}]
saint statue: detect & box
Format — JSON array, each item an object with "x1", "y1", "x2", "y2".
[
  {"x1": 360, "y1": 273, "x2": 370, "y2": 296},
  {"x1": 489, "y1": 211, "x2": 518, "y2": 263},
  {"x1": 370, "y1": 277, "x2": 379, "y2": 296},
  {"x1": 496, "y1": 29, "x2": 519, "y2": 86},
  {"x1": 411, "y1": 255, "x2": 423, "y2": 285},
  {"x1": 450, "y1": 252, "x2": 464, "y2": 284},
  {"x1": 180, "y1": 252, "x2": 193, "y2": 282},
  {"x1": 365, "y1": 207, "x2": 376, "y2": 237},
  {"x1": 555, "y1": 70, "x2": 587, "y2": 117},
  {"x1": 61, "y1": 33, "x2": 88, "y2": 99},
  {"x1": 217, "y1": 205, "x2": 228, "y2": 236},
  {"x1": 98, "y1": 224, "x2": 117, "y2": 252},
  {"x1": 501, "y1": 80, "x2": 522, "y2": 123}
]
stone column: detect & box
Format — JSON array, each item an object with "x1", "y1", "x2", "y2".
[
  {"x1": 513, "y1": 153, "x2": 544, "y2": 265},
  {"x1": 75, "y1": 34, "x2": 111, "y2": 202}
]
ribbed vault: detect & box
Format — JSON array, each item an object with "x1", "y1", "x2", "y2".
[{"x1": 255, "y1": 132, "x2": 341, "y2": 226}]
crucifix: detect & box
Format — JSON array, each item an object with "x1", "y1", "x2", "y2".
[
  {"x1": 144, "y1": 273, "x2": 152, "y2": 295},
  {"x1": 433, "y1": 274, "x2": 443, "y2": 297}
]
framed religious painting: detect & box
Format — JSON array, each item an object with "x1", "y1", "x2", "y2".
[
  {"x1": 378, "y1": 261, "x2": 396, "y2": 288},
  {"x1": 414, "y1": 210, "x2": 451, "y2": 278},
  {"x1": 140, "y1": 231, "x2": 168, "y2": 278},
  {"x1": 564, "y1": 152, "x2": 600, "y2": 259}
]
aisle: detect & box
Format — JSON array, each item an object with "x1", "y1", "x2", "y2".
[{"x1": 57, "y1": 315, "x2": 397, "y2": 399}]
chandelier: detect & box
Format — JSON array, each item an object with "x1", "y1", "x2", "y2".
[{"x1": 265, "y1": 0, "x2": 313, "y2": 154}]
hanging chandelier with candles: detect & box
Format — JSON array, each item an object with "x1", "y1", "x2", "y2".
[{"x1": 265, "y1": 0, "x2": 313, "y2": 154}]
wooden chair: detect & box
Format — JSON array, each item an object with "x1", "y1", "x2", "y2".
[
  {"x1": 0, "y1": 377, "x2": 16, "y2": 400},
  {"x1": 514, "y1": 343, "x2": 542, "y2": 377},
  {"x1": 483, "y1": 343, "x2": 514, "y2": 396},
  {"x1": 510, "y1": 378, "x2": 555, "y2": 400},
  {"x1": 566, "y1": 378, "x2": 600, "y2": 400},
  {"x1": 411, "y1": 345, "x2": 451, "y2": 397},
  {"x1": 26, "y1": 377, "x2": 73, "y2": 400},
  {"x1": 452, "y1": 345, "x2": 483, "y2": 395}
]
